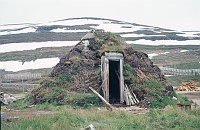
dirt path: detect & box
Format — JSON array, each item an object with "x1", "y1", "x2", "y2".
[{"x1": 116, "y1": 106, "x2": 147, "y2": 114}]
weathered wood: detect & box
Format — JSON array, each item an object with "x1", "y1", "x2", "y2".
[
  {"x1": 124, "y1": 88, "x2": 130, "y2": 105},
  {"x1": 132, "y1": 91, "x2": 139, "y2": 103},
  {"x1": 124, "y1": 84, "x2": 139, "y2": 105},
  {"x1": 101, "y1": 52, "x2": 125, "y2": 104},
  {"x1": 128, "y1": 93, "x2": 134, "y2": 105},
  {"x1": 104, "y1": 59, "x2": 109, "y2": 101},
  {"x1": 124, "y1": 85, "x2": 133, "y2": 105},
  {"x1": 89, "y1": 87, "x2": 114, "y2": 111},
  {"x1": 120, "y1": 59, "x2": 124, "y2": 103},
  {"x1": 129, "y1": 86, "x2": 139, "y2": 103}
]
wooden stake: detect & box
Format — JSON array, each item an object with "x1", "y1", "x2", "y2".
[{"x1": 89, "y1": 87, "x2": 114, "y2": 111}]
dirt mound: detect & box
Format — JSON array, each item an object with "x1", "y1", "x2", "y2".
[
  {"x1": 51, "y1": 31, "x2": 165, "y2": 87},
  {"x1": 31, "y1": 30, "x2": 167, "y2": 107}
]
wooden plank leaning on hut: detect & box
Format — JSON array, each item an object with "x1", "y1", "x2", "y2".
[{"x1": 89, "y1": 87, "x2": 114, "y2": 111}]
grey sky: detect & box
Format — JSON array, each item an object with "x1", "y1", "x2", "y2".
[{"x1": 0, "y1": 0, "x2": 200, "y2": 31}]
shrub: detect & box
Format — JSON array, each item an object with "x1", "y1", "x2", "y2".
[
  {"x1": 176, "y1": 95, "x2": 193, "y2": 105},
  {"x1": 95, "y1": 30, "x2": 126, "y2": 48},
  {"x1": 40, "y1": 74, "x2": 73, "y2": 88},
  {"x1": 70, "y1": 94, "x2": 102, "y2": 108},
  {"x1": 134, "y1": 79, "x2": 180, "y2": 108},
  {"x1": 151, "y1": 96, "x2": 177, "y2": 108},
  {"x1": 28, "y1": 74, "x2": 73, "y2": 105},
  {"x1": 123, "y1": 64, "x2": 135, "y2": 84}
]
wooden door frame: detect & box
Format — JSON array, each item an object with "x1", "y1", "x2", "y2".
[{"x1": 101, "y1": 52, "x2": 124, "y2": 103}]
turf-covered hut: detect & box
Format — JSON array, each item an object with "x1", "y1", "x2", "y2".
[{"x1": 49, "y1": 30, "x2": 165, "y2": 106}]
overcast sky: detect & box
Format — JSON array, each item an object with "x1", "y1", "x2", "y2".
[{"x1": 0, "y1": 0, "x2": 200, "y2": 31}]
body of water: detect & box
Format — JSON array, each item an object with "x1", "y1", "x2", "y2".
[{"x1": 0, "y1": 57, "x2": 59, "y2": 72}]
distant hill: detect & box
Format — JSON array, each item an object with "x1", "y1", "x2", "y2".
[{"x1": 0, "y1": 17, "x2": 200, "y2": 44}]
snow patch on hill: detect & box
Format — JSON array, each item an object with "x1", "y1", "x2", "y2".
[
  {"x1": 50, "y1": 28, "x2": 90, "y2": 33},
  {"x1": 0, "y1": 57, "x2": 59, "y2": 72},
  {"x1": 126, "y1": 40, "x2": 200, "y2": 45}
]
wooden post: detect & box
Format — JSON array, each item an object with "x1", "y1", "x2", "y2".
[{"x1": 89, "y1": 87, "x2": 114, "y2": 111}]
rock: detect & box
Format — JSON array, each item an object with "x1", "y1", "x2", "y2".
[
  {"x1": 165, "y1": 85, "x2": 174, "y2": 96},
  {"x1": 2, "y1": 93, "x2": 17, "y2": 104},
  {"x1": 0, "y1": 92, "x2": 17, "y2": 105},
  {"x1": 85, "y1": 124, "x2": 96, "y2": 130},
  {"x1": 173, "y1": 96, "x2": 177, "y2": 100},
  {"x1": 166, "y1": 85, "x2": 174, "y2": 91}
]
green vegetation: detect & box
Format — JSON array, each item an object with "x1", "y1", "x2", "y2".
[
  {"x1": 95, "y1": 30, "x2": 127, "y2": 52},
  {"x1": 27, "y1": 74, "x2": 73, "y2": 105},
  {"x1": 166, "y1": 62, "x2": 200, "y2": 69},
  {"x1": 0, "y1": 32, "x2": 84, "y2": 44},
  {"x1": 95, "y1": 30, "x2": 124, "y2": 44},
  {"x1": 40, "y1": 74, "x2": 73, "y2": 88},
  {"x1": 103, "y1": 45, "x2": 124, "y2": 52},
  {"x1": 133, "y1": 79, "x2": 192, "y2": 108},
  {"x1": 21, "y1": 74, "x2": 103, "y2": 108},
  {"x1": 131, "y1": 44, "x2": 200, "y2": 52},
  {"x1": 166, "y1": 75, "x2": 200, "y2": 86},
  {"x1": 152, "y1": 52, "x2": 199, "y2": 66},
  {"x1": 176, "y1": 95, "x2": 193, "y2": 105},
  {"x1": 138, "y1": 80, "x2": 176, "y2": 108},
  {"x1": 8, "y1": 99, "x2": 31, "y2": 109},
  {"x1": 0, "y1": 46, "x2": 72, "y2": 61},
  {"x1": 9, "y1": 92, "x2": 102, "y2": 111},
  {"x1": 123, "y1": 64, "x2": 135, "y2": 84},
  {"x1": 2, "y1": 106, "x2": 200, "y2": 130},
  {"x1": 130, "y1": 44, "x2": 200, "y2": 67}
]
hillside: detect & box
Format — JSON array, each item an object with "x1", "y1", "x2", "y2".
[{"x1": 0, "y1": 17, "x2": 200, "y2": 44}]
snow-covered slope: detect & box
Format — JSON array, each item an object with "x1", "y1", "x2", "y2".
[
  {"x1": 0, "y1": 17, "x2": 199, "y2": 72},
  {"x1": 0, "y1": 17, "x2": 199, "y2": 45}
]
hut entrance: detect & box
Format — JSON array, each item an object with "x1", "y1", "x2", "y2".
[
  {"x1": 101, "y1": 52, "x2": 124, "y2": 104},
  {"x1": 109, "y1": 60, "x2": 120, "y2": 103}
]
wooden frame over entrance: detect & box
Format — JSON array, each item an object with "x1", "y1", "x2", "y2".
[{"x1": 101, "y1": 52, "x2": 124, "y2": 104}]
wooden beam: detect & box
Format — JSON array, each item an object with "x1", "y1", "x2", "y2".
[{"x1": 89, "y1": 87, "x2": 114, "y2": 111}]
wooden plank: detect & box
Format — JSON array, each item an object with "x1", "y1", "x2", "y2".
[
  {"x1": 124, "y1": 88, "x2": 130, "y2": 105},
  {"x1": 120, "y1": 59, "x2": 124, "y2": 103},
  {"x1": 132, "y1": 92, "x2": 139, "y2": 103},
  {"x1": 124, "y1": 84, "x2": 139, "y2": 105},
  {"x1": 127, "y1": 92, "x2": 134, "y2": 105},
  {"x1": 105, "y1": 59, "x2": 109, "y2": 101},
  {"x1": 129, "y1": 86, "x2": 139, "y2": 103},
  {"x1": 89, "y1": 87, "x2": 114, "y2": 111}
]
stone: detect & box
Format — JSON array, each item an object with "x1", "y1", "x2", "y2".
[{"x1": 85, "y1": 124, "x2": 96, "y2": 130}]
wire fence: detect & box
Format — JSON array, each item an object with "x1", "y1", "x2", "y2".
[
  {"x1": 1, "y1": 73, "x2": 42, "y2": 82},
  {"x1": 0, "y1": 83, "x2": 39, "y2": 92}
]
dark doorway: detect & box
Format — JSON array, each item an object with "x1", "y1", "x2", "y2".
[{"x1": 109, "y1": 60, "x2": 120, "y2": 103}]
